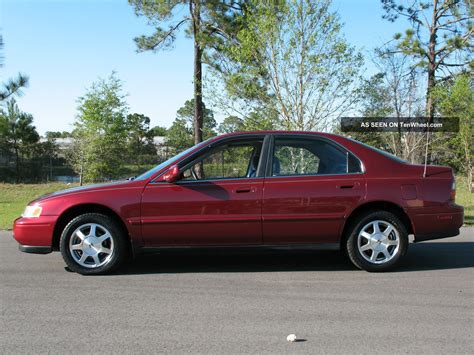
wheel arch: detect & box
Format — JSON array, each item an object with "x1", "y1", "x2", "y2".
[
  {"x1": 52, "y1": 203, "x2": 131, "y2": 251},
  {"x1": 340, "y1": 200, "x2": 414, "y2": 249}
]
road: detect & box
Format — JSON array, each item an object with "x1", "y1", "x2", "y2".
[{"x1": 1, "y1": 228, "x2": 473, "y2": 354}]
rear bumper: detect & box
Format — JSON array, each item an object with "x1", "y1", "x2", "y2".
[
  {"x1": 410, "y1": 204, "x2": 464, "y2": 242},
  {"x1": 414, "y1": 228, "x2": 460, "y2": 243}
]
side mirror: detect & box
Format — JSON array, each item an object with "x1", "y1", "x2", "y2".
[{"x1": 162, "y1": 165, "x2": 180, "y2": 183}]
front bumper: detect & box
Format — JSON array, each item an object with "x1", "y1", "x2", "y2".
[
  {"x1": 19, "y1": 245, "x2": 52, "y2": 254},
  {"x1": 410, "y1": 204, "x2": 464, "y2": 242},
  {"x1": 13, "y1": 216, "x2": 57, "y2": 253}
]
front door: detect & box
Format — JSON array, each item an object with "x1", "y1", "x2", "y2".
[
  {"x1": 141, "y1": 137, "x2": 265, "y2": 246},
  {"x1": 262, "y1": 135, "x2": 365, "y2": 245}
]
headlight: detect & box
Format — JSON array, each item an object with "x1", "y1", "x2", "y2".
[{"x1": 22, "y1": 205, "x2": 43, "y2": 218}]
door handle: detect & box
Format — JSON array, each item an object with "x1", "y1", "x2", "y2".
[
  {"x1": 336, "y1": 181, "x2": 360, "y2": 190},
  {"x1": 337, "y1": 182, "x2": 360, "y2": 189},
  {"x1": 235, "y1": 187, "x2": 253, "y2": 193}
]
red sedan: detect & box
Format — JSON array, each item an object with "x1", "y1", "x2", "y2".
[{"x1": 13, "y1": 131, "x2": 464, "y2": 274}]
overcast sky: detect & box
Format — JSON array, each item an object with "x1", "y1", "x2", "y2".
[{"x1": 1, "y1": 0, "x2": 406, "y2": 135}]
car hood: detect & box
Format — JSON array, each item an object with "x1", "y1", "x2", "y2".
[{"x1": 33, "y1": 180, "x2": 134, "y2": 203}]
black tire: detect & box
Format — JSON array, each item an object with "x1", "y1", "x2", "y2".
[
  {"x1": 60, "y1": 213, "x2": 127, "y2": 275},
  {"x1": 345, "y1": 210, "x2": 408, "y2": 272}
]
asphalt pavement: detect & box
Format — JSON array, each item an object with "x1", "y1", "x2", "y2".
[{"x1": 1, "y1": 228, "x2": 473, "y2": 354}]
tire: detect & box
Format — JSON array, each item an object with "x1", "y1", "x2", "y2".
[
  {"x1": 345, "y1": 210, "x2": 408, "y2": 272},
  {"x1": 60, "y1": 213, "x2": 127, "y2": 275}
]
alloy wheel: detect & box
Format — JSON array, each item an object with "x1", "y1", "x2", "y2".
[
  {"x1": 357, "y1": 220, "x2": 400, "y2": 264},
  {"x1": 68, "y1": 223, "x2": 114, "y2": 268}
]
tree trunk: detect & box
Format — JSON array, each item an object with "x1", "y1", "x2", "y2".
[
  {"x1": 425, "y1": 0, "x2": 439, "y2": 164},
  {"x1": 191, "y1": 0, "x2": 203, "y2": 146},
  {"x1": 426, "y1": 69, "x2": 435, "y2": 122},
  {"x1": 14, "y1": 146, "x2": 19, "y2": 184},
  {"x1": 190, "y1": 0, "x2": 204, "y2": 178}
]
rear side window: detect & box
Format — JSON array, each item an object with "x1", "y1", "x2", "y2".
[{"x1": 272, "y1": 137, "x2": 362, "y2": 176}]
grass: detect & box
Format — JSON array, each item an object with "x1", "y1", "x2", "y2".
[
  {"x1": 0, "y1": 183, "x2": 78, "y2": 230},
  {"x1": 456, "y1": 177, "x2": 474, "y2": 226},
  {"x1": 0, "y1": 178, "x2": 472, "y2": 230}
]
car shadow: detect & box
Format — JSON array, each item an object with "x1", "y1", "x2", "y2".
[
  {"x1": 397, "y1": 241, "x2": 474, "y2": 272},
  {"x1": 111, "y1": 241, "x2": 474, "y2": 276}
]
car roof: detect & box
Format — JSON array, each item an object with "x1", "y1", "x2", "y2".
[{"x1": 215, "y1": 130, "x2": 340, "y2": 140}]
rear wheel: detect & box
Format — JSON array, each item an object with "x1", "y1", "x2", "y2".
[
  {"x1": 60, "y1": 213, "x2": 127, "y2": 275},
  {"x1": 345, "y1": 211, "x2": 408, "y2": 272}
]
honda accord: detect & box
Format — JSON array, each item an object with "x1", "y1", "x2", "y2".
[{"x1": 13, "y1": 131, "x2": 464, "y2": 274}]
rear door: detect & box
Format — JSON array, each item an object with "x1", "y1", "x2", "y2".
[
  {"x1": 262, "y1": 135, "x2": 365, "y2": 245},
  {"x1": 141, "y1": 136, "x2": 266, "y2": 246}
]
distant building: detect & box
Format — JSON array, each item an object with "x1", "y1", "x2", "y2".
[{"x1": 153, "y1": 136, "x2": 171, "y2": 159}]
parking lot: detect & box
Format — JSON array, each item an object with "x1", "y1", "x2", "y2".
[{"x1": 1, "y1": 228, "x2": 473, "y2": 354}]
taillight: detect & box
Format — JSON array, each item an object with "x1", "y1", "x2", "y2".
[{"x1": 450, "y1": 179, "x2": 456, "y2": 202}]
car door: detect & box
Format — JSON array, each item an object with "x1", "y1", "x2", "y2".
[
  {"x1": 262, "y1": 135, "x2": 365, "y2": 245},
  {"x1": 141, "y1": 136, "x2": 265, "y2": 246}
]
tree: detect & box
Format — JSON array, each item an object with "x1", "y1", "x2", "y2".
[
  {"x1": 433, "y1": 73, "x2": 473, "y2": 181},
  {"x1": 381, "y1": 0, "x2": 473, "y2": 122},
  {"x1": 38, "y1": 137, "x2": 58, "y2": 182},
  {"x1": 0, "y1": 99, "x2": 40, "y2": 182},
  {"x1": 210, "y1": 0, "x2": 363, "y2": 131},
  {"x1": 218, "y1": 115, "x2": 244, "y2": 134},
  {"x1": 45, "y1": 131, "x2": 71, "y2": 139},
  {"x1": 150, "y1": 125, "x2": 168, "y2": 137},
  {"x1": 353, "y1": 53, "x2": 427, "y2": 164},
  {"x1": 0, "y1": 35, "x2": 29, "y2": 103},
  {"x1": 347, "y1": 73, "x2": 392, "y2": 150},
  {"x1": 129, "y1": 0, "x2": 245, "y2": 145},
  {"x1": 166, "y1": 99, "x2": 216, "y2": 153},
  {"x1": 68, "y1": 73, "x2": 129, "y2": 183},
  {"x1": 125, "y1": 113, "x2": 157, "y2": 168},
  {"x1": 166, "y1": 117, "x2": 193, "y2": 153}
]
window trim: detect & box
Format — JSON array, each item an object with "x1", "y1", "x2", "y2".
[
  {"x1": 151, "y1": 134, "x2": 267, "y2": 184},
  {"x1": 265, "y1": 134, "x2": 365, "y2": 178},
  {"x1": 149, "y1": 133, "x2": 365, "y2": 184}
]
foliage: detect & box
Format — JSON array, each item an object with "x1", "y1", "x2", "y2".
[
  {"x1": 242, "y1": 110, "x2": 279, "y2": 131},
  {"x1": 67, "y1": 73, "x2": 129, "y2": 183},
  {"x1": 44, "y1": 131, "x2": 71, "y2": 139},
  {"x1": 125, "y1": 113, "x2": 157, "y2": 168},
  {"x1": 0, "y1": 100, "x2": 41, "y2": 182},
  {"x1": 381, "y1": 0, "x2": 473, "y2": 119},
  {"x1": 209, "y1": 0, "x2": 363, "y2": 131},
  {"x1": 0, "y1": 35, "x2": 29, "y2": 103},
  {"x1": 129, "y1": 0, "x2": 245, "y2": 144},
  {"x1": 432, "y1": 73, "x2": 473, "y2": 178},
  {"x1": 218, "y1": 115, "x2": 245, "y2": 134},
  {"x1": 0, "y1": 73, "x2": 29, "y2": 103},
  {"x1": 455, "y1": 175, "x2": 474, "y2": 225},
  {"x1": 350, "y1": 51, "x2": 426, "y2": 163},
  {"x1": 150, "y1": 125, "x2": 168, "y2": 137},
  {"x1": 167, "y1": 99, "x2": 217, "y2": 152}
]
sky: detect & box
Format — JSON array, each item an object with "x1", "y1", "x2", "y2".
[{"x1": 1, "y1": 0, "x2": 407, "y2": 135}]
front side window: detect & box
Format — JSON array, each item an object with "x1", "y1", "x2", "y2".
[
  {"x1": 181, "y1": 140, "x2": 263, "y2": 181},
  {"x1": 136, "y1": 138, "x2": 212, "y2": 181},
  {"x1": 272, "y1": 137, "x2": 361, "y2": 176}
]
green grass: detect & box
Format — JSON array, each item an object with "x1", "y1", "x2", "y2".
[
  {"x1": 0, "y1": 177, "x2": 472, "y2": 230},
  {"x1": 456, "y1": 176, "x2": 474, "y2": 225},
  {"x1": 0, "y1": 183, "x2": 78, "y2": 230}
]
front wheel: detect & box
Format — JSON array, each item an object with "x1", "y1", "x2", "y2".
[
  {"x1": 345, "y1": 211, "x2": 408, "y2": 272},
  {"x1": 60, "y1": 213, "x2": 127, "y2": 275}
]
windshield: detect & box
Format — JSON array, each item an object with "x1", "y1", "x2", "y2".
[{"x1": 135, "y1": 139, "x2": 212, "y2": 181}]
